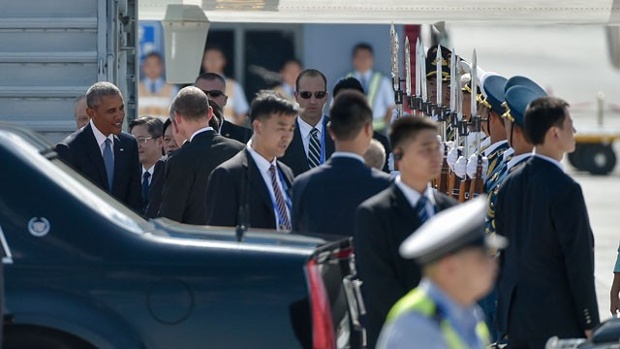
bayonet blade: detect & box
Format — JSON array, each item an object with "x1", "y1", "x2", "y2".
[
  {"x1": 470, "y1": 50, "x2": 477, "y2": 121},
  {"x1": 390, "y1": 24, "x2": 400, "y2": 91},
  {"x1": 420, "y1": 41, "x2": 427, "y2": 102},
  {"x1": 450, "y1": 48, "x2": 456, "y2": 112},
  {"x1": 436, "y1": 44, "x2": 442, "y2": 107},
  {"x1": 405, "y1": 36, "x2": 411, "y2": 96},
  {"x1": 415, "y1": 38, "x2": 421, "y2": 98}
]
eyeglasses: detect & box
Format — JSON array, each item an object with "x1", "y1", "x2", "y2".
[
  {"x1": 201, "y1": 90, "x2": 225, "y2": 98},
  {"x1": 298, "y1": 91, "x2": 327, "y2": 99},
  {"x1": 135, "y1": 137, "x2": 154, "y2": 144}
]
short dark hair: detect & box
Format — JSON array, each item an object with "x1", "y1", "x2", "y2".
[
  {"x1": 329, "y1": 91, "x2": 372, "y2": 141},
  {"x1": 524, "y1": 97, "x2": 570, "y2": 146},
  {"x1": 86, "y1": 81, "x2": 122, "y2": 109},
  {"x1": 333, "y1": 77, "x2": 364, "y2": 97},
  {"x1": 389, "y1": 116, "x2": 438, "y2": 150},
  {"x1": 163, "y1": 118, "x2": 172, "y2": 135},
  {"x1": 129, "y1": 116, "x2": 164, "y2": 138},
  {"x1": 352, "y1": 43, "x2": 374, "y2": 57},
  {"x1": 280, "y1": 58, "x2": 302, "y2": 71},
  {"x1": 195, "y1": 72, "x2": 226, "y2": 86},
  {"x1": 295, "y1": 69, "x2": 327, "y2": 92},
  {"x1": 250, "y1": 90, "x2": 299, "y2": 122},
  {"x1": 169, "y1": 86, "x2": 210, "y2": 122},
  {"x1": 144, "y1": 51, "x2": 163, "y2": 63}
]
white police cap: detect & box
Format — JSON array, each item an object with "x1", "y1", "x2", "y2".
[{"x1": 399, "y1": 196, "x2": 508, "y2": 265}]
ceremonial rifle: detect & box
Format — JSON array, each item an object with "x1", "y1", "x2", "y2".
[
  {"x1": 390, "y1": 24, "x2": 404, "y2": 120},
  {"x1": 458, "y1": 50, "x2": 477, "y2": 202},
  {"x1": 435, "y1": 45, "x2": 450, "y2": 194},
  {"x1": 446, "y1": 49, "x2": 460, "y2": 199},
  {"x1": 405, "y1": 36, "x2": 414, "y2": 113},
  {"x1": 468, "y1": 50, "x2": 485, "y2": 199}
]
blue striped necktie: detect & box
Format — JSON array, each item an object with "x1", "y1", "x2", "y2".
[
  {"x1": 416, "y1": 196, "x2": 430, "y2": 223},
  {"x1": 103, "y1": 138, "x2": 114, "y2": 190},
  {"x1": 308, "y1": 128, "x2": 321, "y2": 168},
  {"x1": 142, "y1": 171, "x2": 151, "y2": 203},
  {"x1": 269, "y1": 165, "x2": 291, "y2": 230}
]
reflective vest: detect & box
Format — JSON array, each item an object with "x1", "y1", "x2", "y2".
[
  {"x1": 386, "y1": 288, "x2": 490, "y2": 349},
  {"x1": 347, "y1": 71, "x2": 385, "y2": 130}
]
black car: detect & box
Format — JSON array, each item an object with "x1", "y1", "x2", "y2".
[{"x1": 0, "y1": 124, "x2": 365, "y2": 349}]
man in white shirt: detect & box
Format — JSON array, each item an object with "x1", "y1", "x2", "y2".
[
  {"x1": 279, "y1": 68, "x2": 335, "y2": 176},
  {"x1": 129, "y1": 116, "x2": 164, "y2": 212},
  {"x1": 56, "y1": 81, "x2": 142, "y2": 212},
  {"x1": 205, "y1": 91, "x2": 298, "y2": 230}
]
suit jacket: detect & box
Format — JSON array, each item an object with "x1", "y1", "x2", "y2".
[
  {"x1": 158, "y1": 130, "x2": 244, "y2": 225},
  {"x1": 292, "y1": 156, "x2": 391, "y2": 236},
  {"x1": 205, "y1": 148, "x2": 294, "y2": 230},
  {"x1": 372, "y1": 131, "x2": 392, "y2": 173},
  {"x1": 56, "y1": 123, "x2": 142, "y2": 212},
  {"x1": 495, "y1": 156, "x2": 599, "y2": 340},
  {"x1": 354, "y1": 184, "x2": 456, "y2": 349},
  {"x1": 144, "y1": 158, "x2": 166, "y2": 219},
  {"x1": 279, "y1": 117, "x2": 335, "y2": 177},
  {"x1": 220, "y1": 120, "x2": 252, "y2": 144}
]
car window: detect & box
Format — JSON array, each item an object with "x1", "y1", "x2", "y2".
[{"x1": 50, "y1": 159, "x2": 149, "y2": 234}]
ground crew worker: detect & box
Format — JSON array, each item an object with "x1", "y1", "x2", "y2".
[{"x1": 377, "y1": 196, "x2": 507, "y2": 349}]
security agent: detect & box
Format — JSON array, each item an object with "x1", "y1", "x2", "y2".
[{"x1": 377, "y1": 196, "x2": 507, "y2": 349}]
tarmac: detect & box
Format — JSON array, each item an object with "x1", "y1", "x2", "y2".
[{"x1": 448, "y1": 22, "x2": 620, "y2": 322}]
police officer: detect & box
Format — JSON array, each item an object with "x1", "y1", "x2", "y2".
[{"x1": 377, "y1": 196, "x2": 507, "y2": 349}]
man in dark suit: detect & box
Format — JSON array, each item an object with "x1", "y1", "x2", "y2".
[
  {"x1": 56, "y1": 81, "x2": 142, "y2": 212},
  {"x1": 129, "y1": 116, "x2": 164, "y2": 214},
  {"x1": 495, "y1": 97, "x2": 599, "y2": 348},
  {"x1": 355, "y1": 116, "x2": 457, "y2": 349},
  {"x1": 158, "y1": 86, "x2": 244, "y2": 225},
  {"x1": 332, "y1": 76, "x2": 392, "y2": 172},
  {"x1": 279, "y1": 69, "x2": 335, "y2": 176},
  {"x1": 195, "y1": 72, "x2": 252, "y2": 143},
  {"x1": 292, "y1": 91, "x2": 390, "y2": 236},
  {"x1": 205, "y1": 91, "x2": 297, "y2": 230}
]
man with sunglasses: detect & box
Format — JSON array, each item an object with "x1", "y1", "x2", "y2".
[
  {"x1": 279, "y1": 69, "x2": 335, "y2": 176},
  {"x1": 195, "y1": 73, "x2": 252, "y2": 144}
]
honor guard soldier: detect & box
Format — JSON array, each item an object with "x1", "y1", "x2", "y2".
[
  {"x1": 479, "y1": 74, "x2": 509, "y2": 190},
  {"x1": 377, "y1": 197, "x2": 507, "y2": 349}
]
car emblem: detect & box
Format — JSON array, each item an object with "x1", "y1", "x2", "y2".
[{"x1": 28, "y1": 217, "x2": 50, "y2": 237}]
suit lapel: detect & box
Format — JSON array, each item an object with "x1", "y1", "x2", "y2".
[
  {"x1": 390, "y1": 184, "x2": 422, "y2": 228},
  {"x1": 83, "y1": 124, "x2": 109, "y2": 188},
  {"x1": 323, "y1": 116, "x2": 335, "y2": 159},
  {"x1": 289, "y1": 119, "x2": 309, "y2": 172},
  {"x1": 244, "y1": 150, "x2": 274, "y2": 211},
  {"x1": 112, "y1": 134, "x2": 125, "y2": 191}
]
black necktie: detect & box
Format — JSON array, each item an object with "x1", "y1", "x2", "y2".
[{"x1": 142, "y1": 171, "x2": 151, "y2": 203}]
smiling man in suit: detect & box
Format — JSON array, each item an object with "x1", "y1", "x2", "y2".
[
  {"x1": 56, "y1": 81, "x2": 142, "y2": 212},
  {"x1": 157, "y1": 86, "x2": 244, "y2": 225},
  {"x1": 205, "y1": 91, "x2": 297, "y2": 230},
  {"x1": 292, "y1": 90, "x2": 390, "y2": 236},
  {"x1": 354, "y1": 116, "x2": 457, "y2": 348},
  {"x1": 279, "y1": 69, "x2": 335, "y2": 176}
]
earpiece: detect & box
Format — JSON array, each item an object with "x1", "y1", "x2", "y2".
[{"x1": 393, "y1": 149, "x2": 403, "y2": 161}]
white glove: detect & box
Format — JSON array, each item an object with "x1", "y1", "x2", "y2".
[
  {"x1": 447, "y1": 146, "x2": 462, "y2": 171},
  {"x1": 388, "y1": 152, "x2": 395, "y2": 172},
  {"x1": 466, "y1": 132, "x2": 487, "y2": 155},
  {"x1": 454, "y1": 156, "x2": 468, "y2": 179},
  {"x1": 467, "y1": 153, "x2": 489, "y2": 179}
]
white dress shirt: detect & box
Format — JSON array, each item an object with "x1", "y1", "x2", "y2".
[
  {"x1": 297, "y1": 115, "x2": 325, "y2": 157},
  {"x1": 189, "y1": 126, "x2": 214, "y2": 142},
  {"x1": 90, "y1": 119, "x2": 114, "y2": 159},
  {"x1": 394, "y1": 176, "x2": 436, "y2": 218},
  {"x1": 534, "y1": 152, "x2": 565, "y2": 172},
  {"x1": 246, "y1": 145, "x2": 291, "y2": 230}
]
